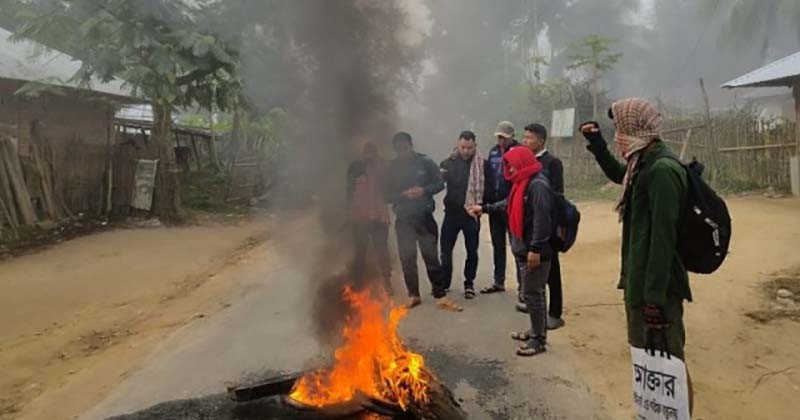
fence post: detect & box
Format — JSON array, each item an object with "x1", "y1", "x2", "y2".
[
  {"x1": 699, "y1": 78, "x2": 717, "y2": 185},
  {"x1": 792, "y1": 81, "x2": 800, "y2": 196}
]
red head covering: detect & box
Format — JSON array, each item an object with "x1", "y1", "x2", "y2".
[{"x1": 503, "y1": 147, "x2": 543, "y2": 240}]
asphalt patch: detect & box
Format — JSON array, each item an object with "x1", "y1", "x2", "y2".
[{"x1": 107, "y1": 346, "x2": 560, "y2": 420}]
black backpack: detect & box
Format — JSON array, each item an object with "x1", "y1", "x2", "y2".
[
  {"x1": 652, "y1": 152, "x2": 732, "y2": 274},
  {"x1": 553, "y1": 193, "x2": 581, "y2": 253},
  {"x1": 535, "y1": 173, "x2": 581, "y2": 253}
]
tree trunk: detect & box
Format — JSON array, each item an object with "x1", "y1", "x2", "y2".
[
  {"x1": 152, "y1": 103, "x2": 181, "y2": 217},
  {"x1": 207, "y1": 110, "x2": 222, "y2": 172},
  {"x1": 592, "y1": 74, "x2": 598, "y2": 121},
  {"x1": 229, "y1": 105, "x2": 243, "y2": 171}
]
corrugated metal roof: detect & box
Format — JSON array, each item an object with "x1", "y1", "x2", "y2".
[
  {"x1": 722, "y1": 51, "x2": 800, "y2": 88},
  {"x1": 0, "y1": 27, "x2": 134, "y2": 99}
]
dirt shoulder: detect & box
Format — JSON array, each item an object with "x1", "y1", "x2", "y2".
[
  {"x1": 561, "y1": 196, "x2": 800, "y2": 420},
  {"x1": 0, "y1": 216, "x2": 275, "y2": 420}
]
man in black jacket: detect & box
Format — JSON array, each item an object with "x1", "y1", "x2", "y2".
[
  {"x1": 481, "y1": 121, "x2": 521, "y2": 297},
  {"x1": 470, "y1": 146, "x2": 555, "y2": 356},
  {"x1": 439, "y1": 131, "x2": 483, "y2": 299},
  {"x1": 522, "y1": 123, "x2": 566, "y2": 330},
  {"x1": 385, "y1": 132, "x2": 463, "y2": 312}
]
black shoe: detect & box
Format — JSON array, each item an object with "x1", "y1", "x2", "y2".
[
  {"x1": 547, "y1": 315, "x2": 566, "y2": 330},
  {"x1": 515, "y1": 302, "x2": 528, "y2": 313}
]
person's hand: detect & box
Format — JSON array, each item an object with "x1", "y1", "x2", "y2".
[
  {"x1": 402, "y1": 186, "x2": 424, "y2": 199},
  {"x1": 526, "y1": 251, "x2": 541, "y2": 270},
  {"x1": 579, "y1": 121, "x2": 607, "y2": 150},
  {"x1": 466, "y1": 205, "x2": 483, "y2": 218},
  {"x1": 643, "y1": 304, "x2": 669, "y2": 329},
  {"x1": 579, "y1": 121, "x2": 600, "y2": 135}
]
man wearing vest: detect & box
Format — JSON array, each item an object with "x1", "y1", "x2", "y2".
[
  {"x1": 521, "y1": 124, "x2": 566, "y2": 330},
  {"x1": 480, "y1": 121, "x2": 522, "y2": 302},
  {"x1": 580, "y1": 98, "x2": 693, "y2": 411}
]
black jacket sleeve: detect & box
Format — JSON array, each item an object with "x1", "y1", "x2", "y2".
[
  {"x1": 482, "y1": 198, "x2": 507, "y2": 214},
  {"x1": 384, "y1": 163, "x2": 402, "y2": 204},
  {"x1": 550, "y1": 158, "x2": 565, "y2": 194},
  {"x1": 529, "y1": 180, "x2": 553, "y2": 253},
  {"x1": 439, "y1": 158, "x2": 450, "y2": 186},
  {"x1": 422, "y1": 156, "x2": 445, "y2": 196}
]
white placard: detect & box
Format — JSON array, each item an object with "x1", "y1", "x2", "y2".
[
  {"x1": 551, "y1": 108, "x2": 576, "y2": 138},
  {"x1": 631, "y1": 346, "x2": 691, "y2": 420}
]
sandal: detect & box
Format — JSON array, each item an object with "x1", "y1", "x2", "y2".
[
  {"x1": 436, "y1": 297, "x2": 464, "y2": 312},
  {"x1": 480, "y1": 284, "x2": 506, "y2": 294},
  {"x1": 465, "y1": 289, "x2": 476, "y2": 299},
  {"x1": 510, "y1": 330, "x2": 531, "y2": 341},
  {"x1": 516, "y1": 340, "x2": 546, "y2": 357}
]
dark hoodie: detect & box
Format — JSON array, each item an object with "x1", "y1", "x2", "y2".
[{"x1": 483, "y1": 139, "x2": 521, "y2": 204}]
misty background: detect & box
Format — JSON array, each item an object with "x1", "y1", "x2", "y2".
[{"x1": 211, "y1": 0, "x2": 800, "y2": 160}]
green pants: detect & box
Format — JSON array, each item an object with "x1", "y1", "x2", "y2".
[{"x1": 625, "y1": 298, "x2": 686, "y2": 360}]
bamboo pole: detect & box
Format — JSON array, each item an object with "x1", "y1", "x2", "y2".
[
  {"x1": 718, "y1": 143, "x2": 797, "y2": 152},
  {"x1": 0, "y1": 138, "x2": 37, "y2": 225},
  {"x1": 680, "y1": 128, "x2": 693, "y2": 161},
  {"x1": 662, "y1": 123, "x2": 707, "y2": 135},
  {"x1": 699, "y1": 78, "x2": 717, "y2": 184}
]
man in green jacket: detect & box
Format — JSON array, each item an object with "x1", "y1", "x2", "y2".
[{"x1": 580, "y1": 98, "x2": 693, "y2": 408}]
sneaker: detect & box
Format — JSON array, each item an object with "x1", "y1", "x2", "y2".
[
  {"x1": 547, "y1": 315, "x2": 566, "y2": 330},
  {"x1": 405, "y1": 296, "x2": 422, "y2": 309},
  {"x1": 435, "y1": 297, "x2": 464, "y2": 312}
]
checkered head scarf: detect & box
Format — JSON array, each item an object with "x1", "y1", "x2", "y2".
[{"x1": 611, "y1": 98, "x2": 664, "y2": 219}]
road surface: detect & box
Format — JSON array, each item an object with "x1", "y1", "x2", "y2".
[{"x1": 82, "y1": 211, "x2": 607, "y2": 420}]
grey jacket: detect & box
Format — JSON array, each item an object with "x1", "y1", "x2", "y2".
[
  {"x1": 385, "y1": 153, "x2": 445, "y2": 219},
  {"x1": 483, "y1": 173, "x2": 555, "y2": 259}
]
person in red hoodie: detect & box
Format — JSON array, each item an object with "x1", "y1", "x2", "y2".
[
  {"x1": 346, "y1": 141, "x2": 393, "y2": 295},
  {"x1": 470, "y1": 147, "x2": 555, "y2": 356}
]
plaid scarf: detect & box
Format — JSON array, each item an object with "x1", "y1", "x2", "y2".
[
  {"x1": 612, "y1": 98, "x2": 664, "y2": 220},
  {"x1": 465, "y1": 149, "x2": 484, "y2": 208}
]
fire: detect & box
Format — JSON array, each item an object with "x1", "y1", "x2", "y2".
[{"x1": 289, "y1": 286, "x2": 430, "y2": 410}]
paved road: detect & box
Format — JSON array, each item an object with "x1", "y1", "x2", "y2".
[{"x1": 82, "y1": 214, "x2": 608, "y2": 420}]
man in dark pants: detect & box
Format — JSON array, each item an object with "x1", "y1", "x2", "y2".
[
  {"x1": 385, "y1": 132, "x2": 463, "y2": 312},
  {"x1": 521, "y1": 123, "x2": 566, "y2": 330},
  {"x1": 481, "y1": 121, "x2": 521, "y2": 299},
  {"x1": 580, "y1": 98, "x2": 693, "y2": 412},
  {"x1": 470, "y1": 147, "x2": 554, "y2": 356},
  {"x1": 440, "y1": 131, "x2": 484, "y2": 300},
  {"x1": 346, "y1": 141, "x2": 393, "y2": 295}
]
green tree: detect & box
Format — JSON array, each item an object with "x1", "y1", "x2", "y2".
[
  {"x1": 567, "y1": 35, "x2": 622, "y2": 119},
  {"x1": 10, "y1": 0, "x2": 242, "y2": 215}
]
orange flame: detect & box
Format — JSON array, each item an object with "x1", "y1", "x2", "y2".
[{"x1": 289, "y1": 286, "x2": 429, "y2": 410}]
